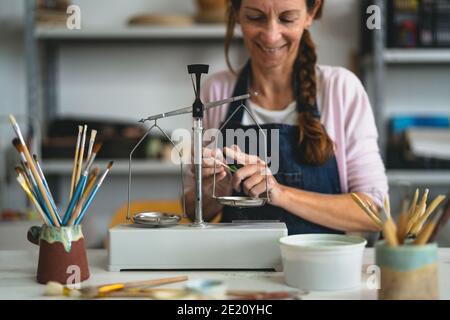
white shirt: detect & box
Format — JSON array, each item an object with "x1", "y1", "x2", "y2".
[{"x1": 241, "y1": 99, "x2": 298, "y2": 126}]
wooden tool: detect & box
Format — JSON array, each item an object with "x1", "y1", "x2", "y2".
[
  {"x1": 45, "y1": 275, "x2": 188, "y2": 298},
  {"x1": 380, "y1": 197, "x2": 399, "y2": 247},
  {"x1": 428, "y1": 196, "x2": 450, "y2": 243},
  {"x1": 70, "y1": 125, "x2": 83, "y2": 198},
  {"x1": 414, "y1": 209, "x2": 446, "y2": 245},
  {"x1": 410, "y1": 195, "x2": 446, "y2": 236},
  {"x1": 351, "y1": 193, "x2": 382, "y2": 229},
  {"x1": 406, "y1": 189, "x2": 429, "y2": 235},
  {"x1": 399, "y1": 188, "x2": 419, "y2": 241}
]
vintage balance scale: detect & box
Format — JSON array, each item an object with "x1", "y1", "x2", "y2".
[{"x1": 108, "y1": 65, "x2": 288, "y2": 271}]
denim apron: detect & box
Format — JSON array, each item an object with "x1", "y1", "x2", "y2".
[{"x1": 220, "y1": 63, "x2": 344, "y2": 235}]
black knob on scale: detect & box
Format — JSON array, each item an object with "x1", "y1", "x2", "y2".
[{"x1": 187, "y1": 64, "x2": 209, "y2": 118}]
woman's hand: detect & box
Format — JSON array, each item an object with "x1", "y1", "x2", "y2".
[
  {"x1": 223, "y1": 145, "x2": 284, "y2": 206},
  {"x1": 191, "y1": 148, "x2": 229, "y2": 187}
]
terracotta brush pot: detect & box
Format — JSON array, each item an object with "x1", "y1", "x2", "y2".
[{"x1": 28, "y1": 225, "x2": 90, "y2": 285}]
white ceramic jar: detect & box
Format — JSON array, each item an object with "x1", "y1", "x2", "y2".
[{"x1": 280, "y1": 234, "x2": 367, "y2": 291}]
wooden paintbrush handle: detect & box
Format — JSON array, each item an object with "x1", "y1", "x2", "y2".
[
  {"x1": 23, "y1": 149, "x2": 60, "y2": 226},
  {"x1": 414, "y1": 222, "x2": 436, "y2": 245},
  {"x1": 396, "y1": 212, "x2": 408, "y2": 244},
  {"x1": 124, "y1": 275, "x2": 188, "y2": 289},
  {"x1": 429, "y1": 197, "x2": 450, "y2": 243},
  {"x1": 383, "y1": 219, "x2": 399, "y2": 247}
]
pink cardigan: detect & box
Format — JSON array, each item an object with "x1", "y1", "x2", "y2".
[{"x1": 201, "y1": 65, "x2": 388, "y2": 206}]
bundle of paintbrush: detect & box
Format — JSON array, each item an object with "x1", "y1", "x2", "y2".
[
  {"x1": 351, "y1": 189, "x2": 447, "y2": 246},
  {"x1": 9, "y1": 115, "x2": 113, "y2": 227}
]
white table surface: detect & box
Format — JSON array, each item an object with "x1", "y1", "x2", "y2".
[{"x1": 0, "y1": 249, "x2": 449, "y2": 300}]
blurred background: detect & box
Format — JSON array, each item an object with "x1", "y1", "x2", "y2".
[{"x1": 0, "y1": 0, "x2": 449, "y2": 249}]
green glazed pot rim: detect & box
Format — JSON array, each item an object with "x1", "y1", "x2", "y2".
[{"x1": 375, "y1": 240, "x2": 438, "y2": 252}]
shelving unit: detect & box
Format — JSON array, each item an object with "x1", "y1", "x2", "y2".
[
  {"x1": 21, "y1": 0, "x2": 244, "y2": 233},
  {"x1": 383, "y1": 49, "x2": 450, "y2": 64},
  {"x1": 42, "y1": 159, "x2": 180, "y2": 175},
  {"x1": 24, "y1": 0, "x2": 244, "y2": 146},
  {"x1": 362, "y1": 0, "x2": 450, "y2": 188},
  {"x1": 35, "y1": 25, "x2": 242, "y2": 40},
  {"x1": 387, "y1": 170, "x2": 450, "y2": 185}
]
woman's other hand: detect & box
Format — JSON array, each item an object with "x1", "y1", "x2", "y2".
[{"x1": 223, "y1": 145, "x2": 284, "y2": 205}]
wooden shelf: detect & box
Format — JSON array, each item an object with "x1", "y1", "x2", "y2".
[
  {"x1": 35, "y1": 25, "x2": 242, "y2": 40},
  {"x1": 42, "y1": 159, "x2": 181, "y2": 175},
  {"x1": 387, "y1": 169, "x2": 450, "y2": 185}
]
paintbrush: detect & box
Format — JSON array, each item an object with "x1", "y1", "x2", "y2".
[
  {"x1": 8, "y1": 118, "x2": 60, "y2": 226},
  {"x1": 351, "y1": 193, "x2": 383, "y2": 229},
  {"x1": 410, "y1": 195, "x2": 446, "y2": 236},
  {"x1": 83, "y1": 167, "x2": 100, "y2": 198},
  {"x1": 414, "y1": 209, "x2": 446, "y2": 245},
  {"x1": 87, "y1": 129, "x2": 97, "y2": 161},
  {"x1": 19, "y1": 161, "x2": 55, "y2": 225},
  {"x1": 44, "y1": 275, "x2": 188, "y2": 298},
  {"x1": 15, "y1": 164, "x2": 50, "y2": 220},
  {"x1": 8, "y1": 115, "x2": 27, "y2": 146},
  {"x1": 67, "y1": 167, "x2": 100, "y2": 226},
  {"x1": 16, "y1": 175, "x2": 51, "y2": 225},
  {"x1": 33, "y1": 154, "x2": 62, "y2": 225},
  {"x1": 70, "y1": 125, "x2": 83, "y2": 199},
  {"x1": 21, "y1": 162, "x2": 53, "y2": 221},
  {"x1": 73, "y1": 161, "x2": 113, "y2": 225},
  {"x1": 75, "y1": 125, "x2": 88, "y2": 188},
  {"x1": 428, "y1": 196, "x2": 450, "y2": 243},
  {"x1": 15, "y1": 166, "x2": 33, "y2": 195},
  {"x1": 62, "y1": 143, "x2": 101, "y2": 225},
  {"x1": 12, "y1": 139, "x2": 40, "y2": 195}
]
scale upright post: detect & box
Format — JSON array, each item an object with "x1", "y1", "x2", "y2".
[
  {"x1": 188, "y1": 64, "x2": 209, "y2": 227},
  {"x1": 108, "y1": 64, "x2": 288, "y2": 271}
]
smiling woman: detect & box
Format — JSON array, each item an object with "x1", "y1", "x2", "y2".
[
  {"x1": 225, "y1": 0, "x2": 332, "y2": 167},
  {"x1": 184, "y1": 0, "x2": 388, "y2": 236}
]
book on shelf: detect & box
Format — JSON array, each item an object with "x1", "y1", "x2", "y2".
[
  {"x1": 406, "y1": 127, "x2": 450, "y2": 160},
  {"x1": 387, "y1": 115, "x2": 450, "y2": 169}
]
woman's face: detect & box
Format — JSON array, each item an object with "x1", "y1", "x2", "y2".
[{"x1": 236, "y1": 0, "x2": 318, "y2": 71}]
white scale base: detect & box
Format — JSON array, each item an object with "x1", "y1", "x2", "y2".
[{"x1": 108, "y1": 222, "x2": 288, "y2": 271}]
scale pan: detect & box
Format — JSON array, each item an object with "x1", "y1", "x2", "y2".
[
  {"x1": 215, "y1": 196, "x2": 267, "y2": 208},
  {"x1": 133, "y1": 212, "x2": 181, "y2": 227}
]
